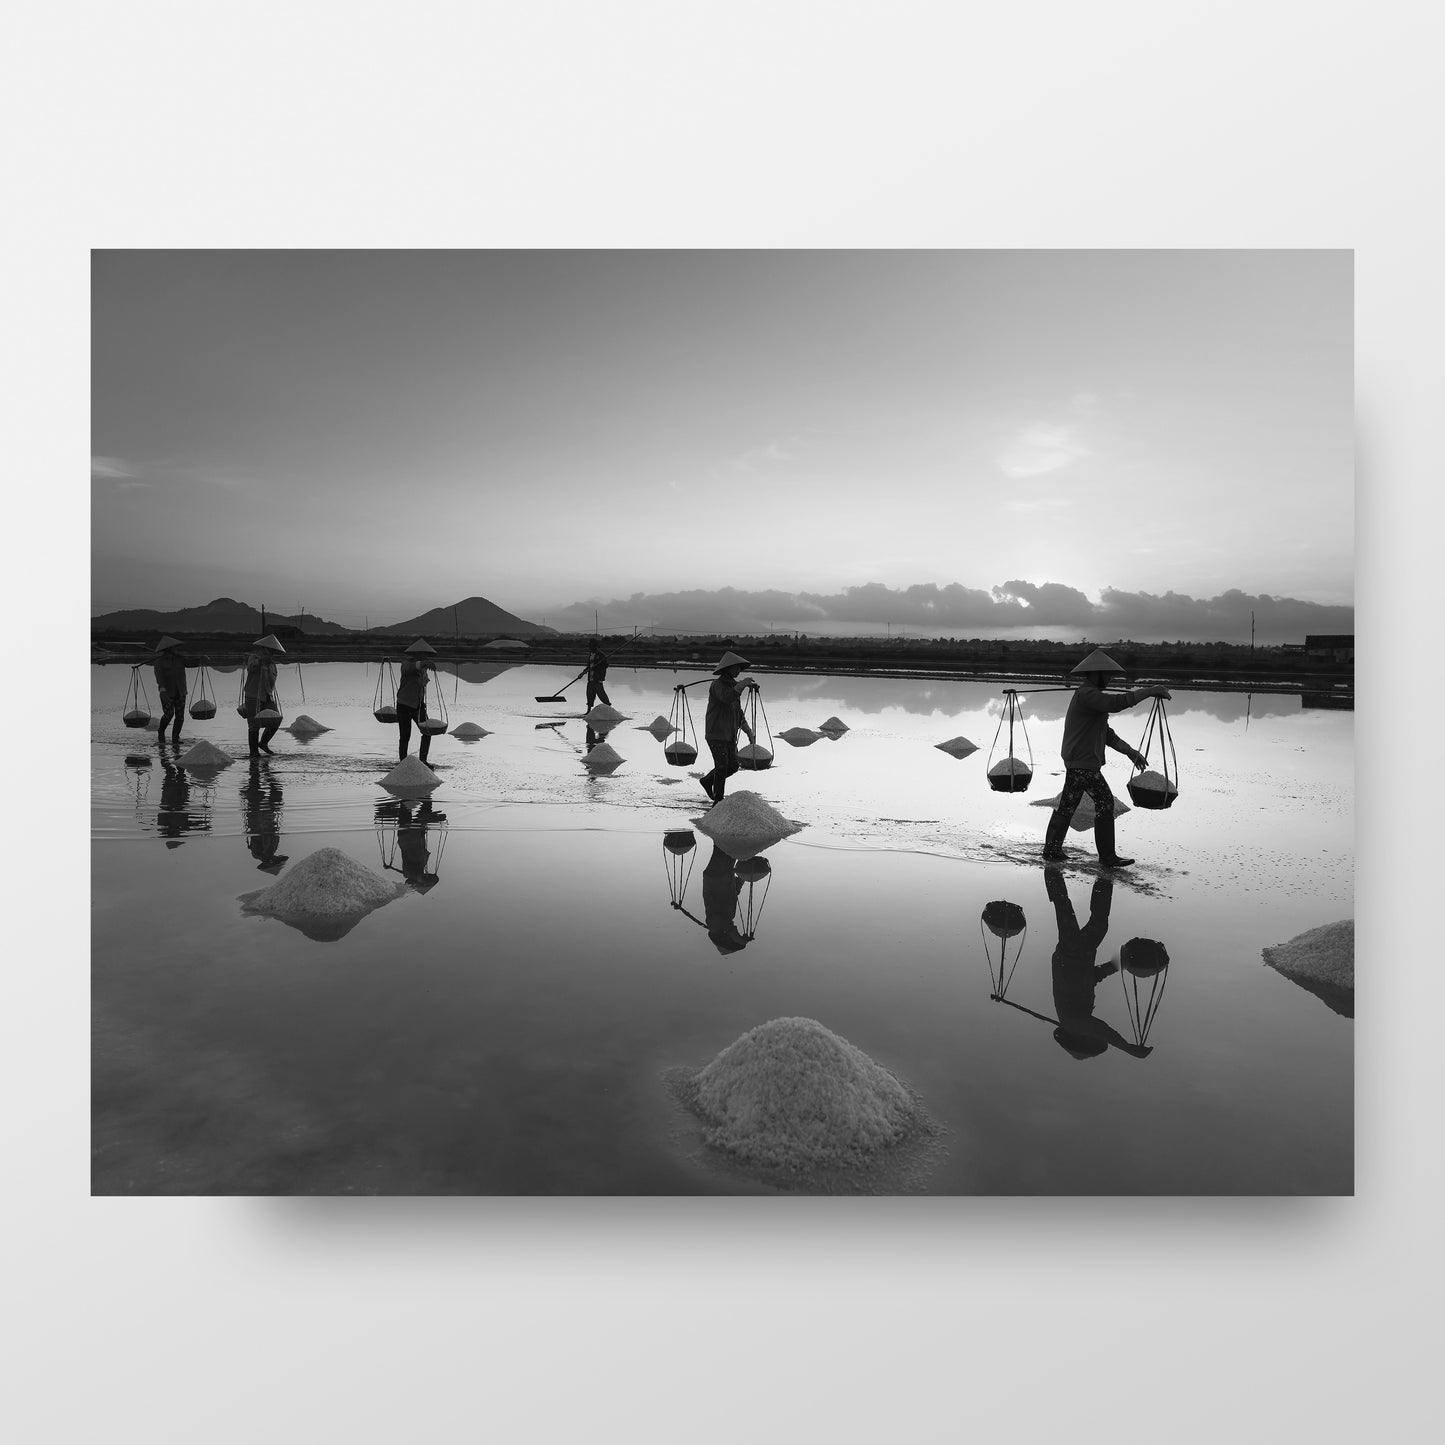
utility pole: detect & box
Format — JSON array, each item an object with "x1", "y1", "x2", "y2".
[{"x1": 1251, "y1": 611, "x2": 1255, "y2": 651}]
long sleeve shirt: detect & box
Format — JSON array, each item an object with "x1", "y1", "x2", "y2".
[
  {"x1": 396, "y1": 658, "x2": 430, "y2": 709},
  {"x1": 704, "y1": 676, "x2": 750, "y2": 742},
  {"x1": 243, "y1": 657, "x2": 277, "y2": 704},
  {"x1": 152, "y1": 653, "x2": 188, "y2": 700},
  {"x1": 1059, "y1": 684, "x2": 1146, "y2": 770}
]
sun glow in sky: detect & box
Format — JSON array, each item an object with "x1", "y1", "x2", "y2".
[{"x1": 91, "y1": 250, "x2": 1352, "y2": 632}]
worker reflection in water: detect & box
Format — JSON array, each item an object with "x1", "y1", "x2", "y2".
[
  {"x1": 585, "y1": 637, "x2": 611, "y2": 710},
  {"x1": 1042, "y1": 648, "x2": 1171, "y2": 867},
  {"x1": 243, "y1": 634, "x2": 286, "y2": 757},
  {"x1": 377, "y1": 797, "x2": 446, "y2": 892},
  {"x1": 699, "y1": 650, "x2": 757, "y2": 805},
  {"x1": 151, "y1": 635, "x2": 188, "y2": 748},
  {"x1": 397, "y1": 637, "x2": 437, "y2": 769},
  {"x1": 241, "y1": 758, "x2": 287, "y2": 873},
  {"x1": 670, "y1": 842, "x2": 751, "y2": 954},
  {"x1": 1046, "y1": 870, "x2": 1150, "y2": 1060},
  {"x1": 156, "y1": 758, "x2": 205, "y2": 848}
]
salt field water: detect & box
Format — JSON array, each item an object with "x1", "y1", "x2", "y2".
[{"x1": 91, "y1": 660, "x2": 1353, "y2": 1194}]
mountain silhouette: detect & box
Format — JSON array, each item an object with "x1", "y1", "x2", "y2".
[
  {"x1": 90, "y1": 598, "x2": 349, "y2": 634},
  {"x1": 377, "y1": 596, "x2": 555, "y2": 637}
]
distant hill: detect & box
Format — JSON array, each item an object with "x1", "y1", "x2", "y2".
[
  {"x1": 377, "y1": 596, "x2": 556, "y2": 638},
  {"x1": 91, "y1": 598, "x2": 350, "y2": 636}
]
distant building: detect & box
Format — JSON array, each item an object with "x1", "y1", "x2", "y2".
[{"x1": 1304, "y1": 634, "x2": 1354, "y2": 662}]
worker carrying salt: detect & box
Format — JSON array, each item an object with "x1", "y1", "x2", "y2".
[
  {"x1": 242, "y1": 634, "x2": 286, "y2": 757},
  {"x1": 1041, "y1": 649, "x2": 1171, "y2": 867},
  {"x1": 396, "y1": 638, "x2": 438, "y2": 769},
  {"x1": 585, "y1": 637, "x2": 611, "y2": 710},
  {"x1": 1046, "y1": 871, "x2": 1151, "y2": 1060},
  {"x1": 150, "y1": 635, "x2": 188, "y2": 747},
  {"x1": 699, "y1": 651, "x2": 758, "y2": 804}
]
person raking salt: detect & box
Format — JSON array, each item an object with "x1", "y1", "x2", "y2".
[
  {"x1": 1042, "y1": 649, "x2": 1171, "y2": 867},
  {"x1": 699, "y1": 650, "x2": 757, "y2": 805}
]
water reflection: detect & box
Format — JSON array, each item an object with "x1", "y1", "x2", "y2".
[
  {"x1": 980, "y1": 900, "x2": 1027, "y2": 1000},
  {"x1": 670, "y1": 840, "x2": 766, "y2": 954},
  {"x1": 375, "y1": 798, "x2": 449, "y2": 894},
  {"x1": 239, "y1": 759, "x2": 288, "y2": 873},
  {"x1": 1118, "y1": 939, "x2": 1170, "y2": 1047},
  {"x1": 155, "y1": 758, "x2": 211, "y2": 849}
]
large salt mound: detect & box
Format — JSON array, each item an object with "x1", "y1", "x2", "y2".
[
  {"x1": 1031, "y1": 791, "x2": 1130, "y2": 831},
  {"x1": 1264, "y1": 920, "x2": 1353, "y2": 1004},
  {"x1": 645, "y1": 716, "x2": 675, "y2": 739},
  {"x1": 240, "y1": 847, "x2": 402, "y2": 933},
  {"x1": 817, "y1": 716, "x2": 849, "y2": 733},
  {"x1": 178, "y1": 740, "x2": 235, "y2": 768},
  {"x1": 683, "y1": 1017, "x2": 931, "y2": 1169},
  {"x1": 380, "y1": 756, "x2": 441, "y2": 789},
  {"x1": 935, "y1": 736, "x2": 978, "y2": 758},
  {"x1": 583, "y1": 741, "x2": 623, "y2": 766},
  {"x1": 692, "y1": 790, "x2": 802, "y2": 839},
  {"x1": 583, "y1": 704, "x2": 627, "y2": 722},
  {"x1": 285, "y1": 715, "x2": 331, "y2": 735},
  {"x1": 450, "y1": 722, "x2": 491, "y2": 738},
  {"x1": 777, "y1": 727, "x2": 823, "y2": 746}
]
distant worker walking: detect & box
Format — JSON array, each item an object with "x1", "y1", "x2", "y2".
[
  {"x1": 397, "y1": 637, "x2": 438, "y2": 768},
  {"x1": 1042, "y1": 649, "x2": 1171, "y2": 867},
  {"x1": 151, "y1": 635, "x2": 188, "y2": 748},
  {"x1": 242, "y1": 634, "x2": 286, "y2": 757},
  {"x1": 585, "y1": 637, "x2": 611, "y2": 710},
  {"x1": 699, "y1": 650, "x2": 757, "y2": 805}
]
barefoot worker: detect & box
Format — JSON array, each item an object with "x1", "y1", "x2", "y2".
[
  {"x1": 699, "y1": 651, "x2": 757, "y2": 805},
  {"x1": 397, "y1": 637, "x2": 438, "y2": 769},
  {"x1": 242, "y1": 634, "x2": 286, "y2": 757},
  {"x1": 584, "y1": 636, "x2": 611, "y2": 710},
  {"x1": 1041, "y1": 649, "x2": 1171, "y2": 867},
  {"x1": 151, "y1": 635, "x2": 188, "y2": 748}
]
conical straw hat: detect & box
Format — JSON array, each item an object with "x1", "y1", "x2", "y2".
[
  {"x1": 713, "y1": 650, "x2": 752, "y2": 673},
  {"x1": 1070, "y1": 648, "x2": 1124, "y2": 675},
  {"x1": 252, "y1": 633, "x2": 287, "y2": 652},
  {"x1": 405, "y1": 638, "x2": 438, "y2": 654},
  {"x1": 153, "y1": 635, "x2": 183, "y2": 652}
]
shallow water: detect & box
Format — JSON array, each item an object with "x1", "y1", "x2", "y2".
[{"x1": 92, "y1": 661, "x2": 1353, "y2": 1194}]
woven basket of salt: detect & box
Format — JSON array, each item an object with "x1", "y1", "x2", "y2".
[
  {"x1": 1126, "y1": 770, "x2": 1178, "y2": 810},
  {"x1": 254, "y1": 706, "x2": 283, "y2": 725},
  {"x1": 664, "y1": 741, "x2": 698, "y2": 766},
  {"x1": 374, "y1": 704, "x2": 398, "y2": 723},
  {"x1": 737, "y1": 743, "x2": 773, "y2": 771},
  {"x1": 123, "y1": 709, "x2": 152, "y2": 729},
  {"x1": 1121, "y1": 938, "x2": 1169, "y2": 977},
  {"x1": 418, "y1": 716, "x2": 448, "y2": 735},
  {"x1": 987, "y1": 757, "x2": 1032, "y2": 793},
  {"x1": 188, "y1": 699, "x2": 217, "y2": 720}
]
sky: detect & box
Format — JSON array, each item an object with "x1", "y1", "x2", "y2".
[{"x1": 92, "y1": 249, "x2": 1353, "y2": 640}]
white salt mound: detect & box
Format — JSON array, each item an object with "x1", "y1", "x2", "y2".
[
  {"x1": 693, "y1": 790, "x2": 802, "y2": 839},
  {"x1": 935, "y1": 736, "x2": 978, "y2": 758},
  {"x1": 178, "y1": 740, "x2": 235, "y2": 767},
  {"x1": 1032, "y1": 792, "x2": 1130, "y2": 830},
  {"x1": 381, "y1": 756, "x2": 441, "y2": 788},
  {"x1": 450, "y1": 722, "x2": 490, "y2": 738},
  {"x1": 1263, "y1": 919, "x2": 1353, "y2": 992},
  {"x1": 243, "y1": 847, "x2": 400, "y2": 919},
  {"x1": 286, "y1": 715, "x2": 330, "y2": 735},
  {"x1": 583, "y1": 741, "x2": 623, "y2": 765},
  {"x1": 818, "y1": 716, "x2": 849, "y2": 732},
  {"x1": 777, "y1": 727, "x2": 823, "y2": 745},
  {"x1": 583, "y1": 704, "x2": 627, "y2": 722},
  {"x1": 646, "y1": 715, "x2": 675, "y2": 738},
  {"x1": 1131, "y1": 769, "x2": 1178, "y2": 793},
  {"x1": 989, "y1": 757, "x2": 1031, "y2": 776},
  {"x1": 688, "y1": 1017, "x2": 927, "y2": 1168}
]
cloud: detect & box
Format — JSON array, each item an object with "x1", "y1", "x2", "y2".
[
  {"x1": 996, "y1": 422, "x2": 1091, "y2": 478},
  {"x1": 543, "y1": 580, "x2": 1354, "y2": 643},
  {"x1": 91, "y1": 456, "x2": 137, "y2": 479}
]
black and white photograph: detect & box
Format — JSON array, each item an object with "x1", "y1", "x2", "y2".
[{"x1": 90, "y1": 248, "x2": 1354, "y2": 1196}]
